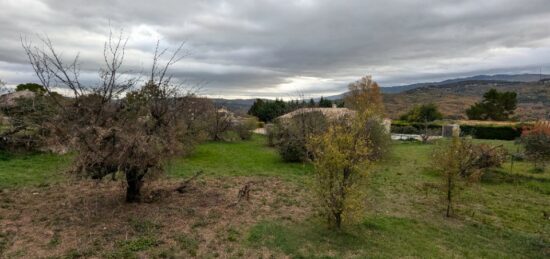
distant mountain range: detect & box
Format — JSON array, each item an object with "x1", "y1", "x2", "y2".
[
  {"x1": 216, "y1": 73, "x2": 550, "y2": 120},
  {"x1": 326, "y1": 73, "x2": 550, "y2": 99},
  {"x1": 212, "y1": 98, "x2": 257, "y2": 115}
]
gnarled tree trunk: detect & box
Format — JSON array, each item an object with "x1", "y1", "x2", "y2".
[{"x1": 125, "y1": 169, "x2": 144, "y2": 203}]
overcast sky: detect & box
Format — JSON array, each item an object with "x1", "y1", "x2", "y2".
[{"x1": 1, "y1": 0, "x2": 550, "y2": 99}]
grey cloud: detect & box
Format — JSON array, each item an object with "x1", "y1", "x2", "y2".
[{"x1": 1, "y1": 0, "x2": 550, "y2": 98}]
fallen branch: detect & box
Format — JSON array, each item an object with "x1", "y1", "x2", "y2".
[
  {"x1": 175, "y1": 170, "x2": 203, "y2": 193},
  {"x1": 227, "y1": 181, "x2": 255, "y2": 208},
  {"x1": 237, "y1": 181, "x2": 253, "y2": 202}
]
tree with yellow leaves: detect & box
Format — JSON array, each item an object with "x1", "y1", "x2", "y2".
[
  {"x1": 307, "y1": 112, "x2": 373, "y2": 228},
  {"x1": 432, "y1": 137, "x2": 507, "y2": 217},
  {"x1": 344, "y1": 75, "x2": 384, "y2": 115}
]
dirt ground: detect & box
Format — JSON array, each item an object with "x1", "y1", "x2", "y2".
[{"x1": 0, "y1": 177, "x2": 313, "y2": 258}]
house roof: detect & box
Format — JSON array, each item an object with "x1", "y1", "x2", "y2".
[
  {"x1": 277, "y1": 107, "x2": 355, "y2": 121},
  {"x1": 0, "y1": 90, "x2": 35, "y2": 108}
]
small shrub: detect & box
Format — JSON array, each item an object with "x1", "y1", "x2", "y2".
[
  {"x1": 226, "y1": 227, "x2": 240, "y2": 242},
  {"x1": 118, "y1": 237, "x2": 159, "y2": 252},
  {"x1": 128, "y1": 218, "x2": 160, "y2": 234},
  {"x1": 176, "y1": 234, "x2": 199, "y2": 256},
  {"x1": 274, "y1": 111, "x2": 327, "y2": 162},
  {"x1": 471, "y1": 143, "x2": 508, "y2": 169},
  {"x1": 307, "y1": 112, "x2": 374, "y2": 228},
  {"x1": 432, "y1": 138, "x2": 507, "y2": 217},
  {"x1": 234, "y1": 117, "x2": 258, "y2": 140},
  {"x1": 278, "y1": 138, "x2": 308, "y2": 162},
  {"x1": 0, "y1": 93, "x2": 56, "y2": 152},
  {"x1": 107, "y1": 236, "x2": 159, "y2": 258},
  {"x1": 223, "y1": 130, "x2": 242, "y2": 142},
  {"x1": 47, "y1": 232, "x2": 61, "y2": 247},
  {"x1": 521, "y1": 122, "x2": 550, "y2": 170},
  {"x1": 207, "y1": 106, "x2": 235, "y2": 141},
  {"x1": 265, "y1": 123, "x2": 277, "y2": 147},
  {"x1": 363, "y1": 117, "x2": 391, "y2": 161}
]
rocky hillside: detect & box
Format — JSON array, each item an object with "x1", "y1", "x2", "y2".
[{"x1": 384, "y1": 80, "x2": 550, "y2": 121}]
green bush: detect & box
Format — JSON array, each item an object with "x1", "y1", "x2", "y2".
[
  {"x1": 273, "y1": 112, "x2": 390, "y2": 163},
  {"x1": 265, "y1": 123, "x2": 277, "y2": 147},
  {"x1": 273, "y1": 111, "x2": 328, "y2": 162},
  {"x1": 392, "y1": 125, "x2": 421, "y2": 134},
  {"x1": 520, "y1": 123, "x2": 550, "y2": 170},
  {"x1": 460, "y1": 125, "x2": 522, "y2": 140},
  {"x1": 234, "y1": 117, "x2": 258, "y2": 140},
  {"x1": 391, "y1": 121, "x2": 441, "y2": 139},
  {"x1": 391, "y1": 121, "x2": 441, "y2": 130},
  {"x1": 363, "y1": 117, "x2": 391, "y2": 161},
  {"x1": 399, "y1": 103, "x2": 443, "y2": 122},
  {"x1": 279, "y1": 137, "x2": 308, "y2": 162}
]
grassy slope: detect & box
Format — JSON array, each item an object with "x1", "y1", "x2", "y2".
[{"x1": 0, "y1": 136, "x2": 548, "y2": 257}]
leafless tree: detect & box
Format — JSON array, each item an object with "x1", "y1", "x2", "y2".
[
  {"x1": 209, "y1": 102, "x2": 234, "y2": 141},
  {"x1": 22, "y1": 31, "x2": 196, "y2": 202}
]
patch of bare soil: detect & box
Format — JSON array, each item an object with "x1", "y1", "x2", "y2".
[{"x1": 0, "y1": 177, "x2": 313, "y2": 258}]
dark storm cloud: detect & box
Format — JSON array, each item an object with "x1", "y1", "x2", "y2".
[{"x1": 1, "y1": 0, "x2": 550, "y2": 98}]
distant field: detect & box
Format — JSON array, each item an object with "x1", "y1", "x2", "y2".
[{"x1": 0, "y1": 136, "x2": 548, "y2": 258}]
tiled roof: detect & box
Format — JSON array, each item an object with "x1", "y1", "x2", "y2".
[{"x1": 277, "y1": 107, "x2": 355, "y2": 120}]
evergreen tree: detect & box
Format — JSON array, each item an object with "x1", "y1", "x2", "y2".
[
  {"x1": 400, "y1": 103, "x2": 443, "y2": 122},
  {"x1": 466, "y1": 89, "x2": 517, "y2": 121},
  {"x1": 319, "y1": 96, "x2": 333, "y2": 107},
  {"x1": 15, "y1": 83, "x2": 46, "y2": 93},
  {"x1": 247, "y1": 99, "x2": 264, "y2": 118},
  {"x1": 247, "y1": 98, "x2": 291, "y2": 122}
]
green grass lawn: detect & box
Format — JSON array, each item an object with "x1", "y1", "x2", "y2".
[
  {"x1": 0, "y1": 151, "x2": 71, "y2": 188},
  {"x1": 0, "y1": 136, "x2": 548, "y2": 257},
  {"x1": 167, "y1": 134, "x2": 313, "y2": 182},
  {"x1": 244, "y1": 140, "x2": 549, "y2": 258}
]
